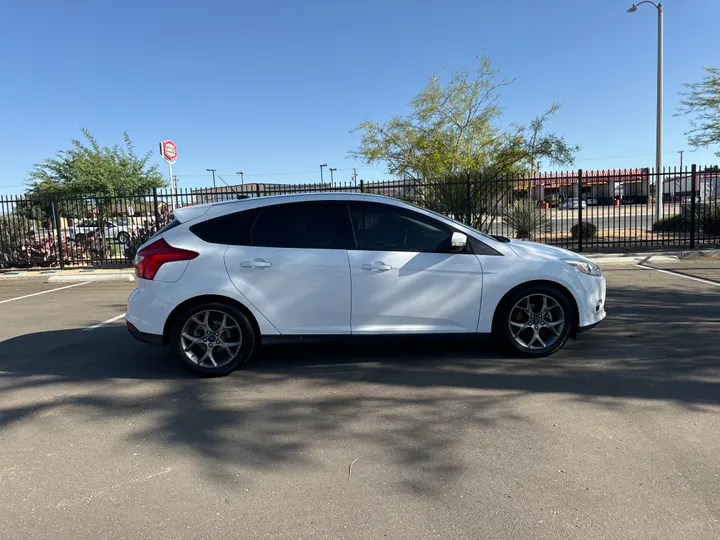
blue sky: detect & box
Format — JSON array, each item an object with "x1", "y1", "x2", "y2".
[{"x1": 1, "y1": 0, "x2": 718, "y2": 194}]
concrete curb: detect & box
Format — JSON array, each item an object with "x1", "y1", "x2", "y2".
[
  {"x1": 586, "y1": 249, "x2": 719, "y2": 266},
  {"x1": 47, "y1": 273, "x2": 135, "y2": 283}
]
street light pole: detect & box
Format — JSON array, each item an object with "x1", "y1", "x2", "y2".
[
  {"x1": 329, "y1": 167, "x2": 337, "y2": 186},
  {"x1": 235, "y1": 171, "x2": 244, "y2": 185},
  {"x1": 627, "y1": 1, "x2": 663, "y2": 223},
  {"x1": 320, "y1": 164, "x2": 327, "y2": 184}
]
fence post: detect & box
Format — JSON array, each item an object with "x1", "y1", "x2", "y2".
[
  {"x1": 152, "y1": 187, "x2": 160, "y2": 229},
  {"x1": 577, "y1": 169, "x2": 583, "y2": 252},
  {"x1": 690, "y1": 164, "x2": 697, "y2": 249},
  {"x1": 255, "y1": 184, "x2": 261, "y2": 198},
  {"x1": 466, "y1": 171, "x2": 472, "y2": 226},
  {"x1": 52, "y1": 198, "x2": 65, "y2": 269},
  {"x1": 360, "y1": 179, "x2": 365, "y2": 193}
]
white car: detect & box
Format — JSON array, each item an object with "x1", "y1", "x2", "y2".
[
  {"x1": 70, "y1": 219, "x2": 130, "y2": 243},
  {"x1": 559, "y1": 198, "x2": 587, "y2": 210},
  {"x1": 126, "y1": 193, "x2": 606, "y2": 376}
]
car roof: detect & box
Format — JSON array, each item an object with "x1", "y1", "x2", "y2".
[{"x1": 175, "y1": 192, "x2": 412, "y2": 222}]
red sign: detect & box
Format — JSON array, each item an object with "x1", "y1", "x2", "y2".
[{"x1": 160, "y1": 140, "x2": 177, "y2": 163}]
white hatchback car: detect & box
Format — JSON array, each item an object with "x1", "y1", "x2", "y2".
[{"x1": 127, "y1": 193, "x2": 606, "y2": 376}]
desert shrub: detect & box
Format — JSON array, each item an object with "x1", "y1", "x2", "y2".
[
  {"x1": 504, "y1": 200, "x2": 549, "y2": 240},
  {"x1": 570, "y1": 222, "x2": 598, "y2": 240},
  {"x1": 652, "y1": 214, "x2": 687, "y2": 232}
]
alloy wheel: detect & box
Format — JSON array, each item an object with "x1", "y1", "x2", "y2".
[
  {"x1": 508, "y1": 294, "x2": 565, "y2": 351},
  {"x1": 180, "y1": 310, "x2": 243, "y2": 368}
]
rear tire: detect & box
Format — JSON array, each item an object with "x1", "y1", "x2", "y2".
[
  {"x1": 495, "y1": 285, "x2": 574, "y2": 358},
  {"x1": 117, "y1": 231, "x2": 130, "y2": 244},
  {"x1": 170, "y1": 302, "x2": 256, "y2": 377}
]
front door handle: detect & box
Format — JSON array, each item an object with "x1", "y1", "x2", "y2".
[
  {"x1": 361, "y1": 262, "x2": 392, "y2": 271},
  {"x1": 240, "y1": 259, "x2": 272, "y2": 268}
]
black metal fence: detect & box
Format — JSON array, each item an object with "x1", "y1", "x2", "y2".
[{"x1": 1, "y1": 166, "x2": 718, "y2": 268}]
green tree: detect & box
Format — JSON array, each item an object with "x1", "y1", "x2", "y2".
[
  {"x1": 24, "y1": 129, "x2": 166, "y2": 244},
  {"x1": 679, "y1": 67, "x2": 720, "y2": 156},
  {"x1": 350, "y1": 57, "x2": 577, "y2": 228}
]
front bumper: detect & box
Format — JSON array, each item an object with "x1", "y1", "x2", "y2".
[{"x1": 572, "y1": 273, "x2": 607, "y2": 329}]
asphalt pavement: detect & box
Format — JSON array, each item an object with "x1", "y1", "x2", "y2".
[{"x1": 1, "y1": 263, "x2": 719, "y2": 540}]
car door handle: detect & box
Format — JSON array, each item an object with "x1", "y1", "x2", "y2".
[
  {"x1": 240, "y1": 259, "x2": 272, "y2": 268},
  {"x1": 361, "y1": 262, "x2": 392, "y2": 271}
]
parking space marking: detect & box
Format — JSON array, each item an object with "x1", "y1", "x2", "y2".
[
  {"x1": 84, "y1": 313, "x2": 127, "y2": 331},
  {"x1": 0, "y1": 282, "x2": 90, "y2": 304},
  {"x1": 634, "y1": 264, "x2": 720, "y2": 288}
]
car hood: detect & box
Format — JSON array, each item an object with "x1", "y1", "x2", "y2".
[{"x1": 506, "y1": 239, "x2": 586, "y2": 262}]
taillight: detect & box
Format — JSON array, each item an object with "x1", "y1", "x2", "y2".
[{"x1": 134, "y1": 238, "x2": 198, "y2": 280}]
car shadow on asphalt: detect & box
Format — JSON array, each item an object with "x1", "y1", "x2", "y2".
[{"x1": 0, "y1": 282, "x2": 718, "y2": 491}]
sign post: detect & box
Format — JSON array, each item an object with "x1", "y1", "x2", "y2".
[{"x1": 159, "y1": 140, "x2": 178, "y2": 209}]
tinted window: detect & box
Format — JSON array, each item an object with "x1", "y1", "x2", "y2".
[
  {"x1": 251, "y1": 201, "x2": 344, "y2": 249},
  {"x1": 348, "y1": 202, "x2": 453, "y2": 252},
  {"x1": 189, "y1": 209, "x2": 260, "y2": 245}
]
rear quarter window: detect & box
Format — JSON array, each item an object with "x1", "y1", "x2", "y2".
[{"x1": 189, "y1": 209, "x2": 260, "y2": 245}]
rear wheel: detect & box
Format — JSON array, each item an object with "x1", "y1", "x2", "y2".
[
  {"x1": 117, "y1": 231, "x2": 130, "y2": 244},
  {"x1": 497, "y1": 285, "x2": 574, "y2": 357},
  {"x1": 170, "y1": 302, "x2": 256, "y2": 377}
]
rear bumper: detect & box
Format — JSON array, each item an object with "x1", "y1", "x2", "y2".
[{"x1": 126, "y1": 321, "x2": 164, "y2": 345}]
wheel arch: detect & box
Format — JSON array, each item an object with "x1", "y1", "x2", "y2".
[
  {"x1": 491, "y1": 280, "x2": 580, "y2": 338},
  {"x1": 162, "y1": 294, "x2": 262, "y2": 345}
]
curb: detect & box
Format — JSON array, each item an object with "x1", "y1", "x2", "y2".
[
  {"x1": 585, "y1": 249, "x2": 719, "y2": 266},
  {"x1": 47, "y1": 273, "x2": 135, "y2": 283}
]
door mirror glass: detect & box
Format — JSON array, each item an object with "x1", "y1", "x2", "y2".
[{"x1": 450, "y1": 232, "x2": 467, "y2": 251}]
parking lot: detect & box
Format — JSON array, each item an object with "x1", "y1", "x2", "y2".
[{"x1": 1, "y1": 261, "x2": 719, "y2": 540}]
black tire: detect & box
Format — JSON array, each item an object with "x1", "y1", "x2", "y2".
[
  {"x1": 495, "y1": 284, "x2": 574, "y2": 358},
  {"x1": 170, "y1": 302, "x2": 256, "y2": 377},
  {"x1": 117, "y1": 231, "x2": 130, "y2": 244}
]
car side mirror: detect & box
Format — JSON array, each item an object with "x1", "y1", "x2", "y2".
[{"x1": 450, "y1": 232, "x2": 468, "y2": 252}]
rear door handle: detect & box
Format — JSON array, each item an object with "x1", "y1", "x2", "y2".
[
  {"x1": 361, "y1": 262, "x2": 392, "y2": 271},
  {"x1": 240, "y1": 259, "x2": 272, "y2": 268}
]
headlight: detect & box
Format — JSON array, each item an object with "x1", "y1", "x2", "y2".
[{"x1": 563, "y1": 259, "x2": 602, "y2": 277}]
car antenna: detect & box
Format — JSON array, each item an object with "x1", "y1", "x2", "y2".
[{"x1": 216, "y1": 175, "x2": 245, "y2": 199}]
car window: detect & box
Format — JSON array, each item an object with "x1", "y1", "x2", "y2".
[
  {"x1": 348, "y1": 202, "x2": 453, "y2": 253},
  {"x1": 251, "y1": 201, "x2": 344, "y2": 249},
  {"x1": 189, "y1": 209, "x2": 260, "y2": 245}
]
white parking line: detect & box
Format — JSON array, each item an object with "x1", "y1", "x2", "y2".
[
  {"x1": 0, "y1": 282, "x2": 90, "y2": 304},
  {"x1": 634, "y1": 264, "x2": 720, "y2": 288},
  {"x1": 83, "y1": 313, "x2": 127, "y2": 331}
]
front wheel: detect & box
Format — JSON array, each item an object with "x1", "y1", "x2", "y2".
[
  {"x1": 117, "y1": 231, "x2": 130, "y2": 244},
  {"x1": 170, "y1": 302, "x2": 256, "y2": 377},
  {"x1": 497, "y1": 286, "x2": 574, "y2": 357}
]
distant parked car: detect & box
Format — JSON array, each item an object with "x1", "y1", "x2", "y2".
[
  {"x1": 70, "y1": 219, "x2": 130, "y2": 244},
  {"x1": 559, "y1": 198, "x2": 587, "y2": 210}
]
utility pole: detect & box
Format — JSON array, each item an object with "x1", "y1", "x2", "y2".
[
  {"x1": 679, "y1": 150, "x2": 684, "y2": 171},
  {"x1": 352, "y1": 168, "x2": 358, "y2": 186},
  {"x1": 206, "y1": 168, "x2": 217, "y2": 189},
  {"x1": 320, "y1": 164, "x2": 327, "y2": 185}
]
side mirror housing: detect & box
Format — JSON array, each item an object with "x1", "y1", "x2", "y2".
[{"x1": 450, "y1": 231, "x2": 468, "y2": 252}]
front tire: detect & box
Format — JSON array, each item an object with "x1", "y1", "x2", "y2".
[
  {"x1": 170, "y1": 302, "x2": 256, "y2": 377},
  {"x1": 496, "y1": 285, "x2": 574, "y2": 357},
  {"x1": 117, "y1": 231, "x2": 130, "y2": 244}
]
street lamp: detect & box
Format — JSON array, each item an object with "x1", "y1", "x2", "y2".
[
  {"x1": 235, "y1": 171, "x2": 244, "y2": 185},
  {"x1": 329, "y1": 167, "x2": 337, "y2": 185},
  {"x1": 206, "y1": 168, "x2": 217, "y2": 189},
  {"x1": 320, "y1": 164, "x2": 327, "y2": 184},
  {"x1": 627, "y1": 1, "x2": 663, "y2": 223}
]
